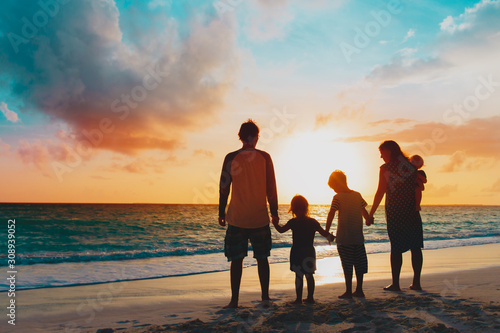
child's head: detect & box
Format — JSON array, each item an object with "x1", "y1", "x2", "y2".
[
  {"x1": 289, "y1": 195, "x2": 309, "y2": 218},
  {"x1": 328, "y1": 170, "x2": 349, "y2": 193},
  {"x1": 410, "y1": 155, "x2": 424, "y2": 169}
]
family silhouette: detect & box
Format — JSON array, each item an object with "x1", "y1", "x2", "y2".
[{"x1": 219, "y1": 120, "x2": 425, "y2": 306}]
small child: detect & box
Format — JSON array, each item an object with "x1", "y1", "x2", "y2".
[
  {"x1": 410, "y1": 155, "x2": 427, "y2": 211},
  {"x1": 273, "y1": 195, "x2": 334, "y2": 304},
  {"x1": 325, "y1": 170, "x2": 372, "y2": 299}
]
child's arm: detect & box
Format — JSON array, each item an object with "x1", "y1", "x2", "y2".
[
  {"x1": 315, "y1": 222, "x2": 335, "y2": 244},
  {"x1": 325, "y1": 208, "x2": 336, "y2": 233},
  {"x1": 362, "y1": 207, "x2": 373, "y2": 226},
  {"x1": 272, "y1": 219, "x2": 291, "y2": 234}
]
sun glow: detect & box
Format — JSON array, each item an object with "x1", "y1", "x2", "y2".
[{"x1": 274, "y1": 131, "x2": 369, "y2": 204}]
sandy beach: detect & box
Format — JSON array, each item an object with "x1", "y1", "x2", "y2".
[{"x1": 7, "y1": 243, "x2": 500, "y2": 332}]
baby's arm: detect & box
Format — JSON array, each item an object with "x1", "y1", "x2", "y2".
[
  {"x1": 272, "y1": 219, "x2": 291, "y2": 234},
  {"x1": 416, "y1": 170, "x2": 427, "y2": 190}
]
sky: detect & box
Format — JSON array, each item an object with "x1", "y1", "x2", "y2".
[{"x1": 0, "y1": 0, "x2": 499, "y2": 205}]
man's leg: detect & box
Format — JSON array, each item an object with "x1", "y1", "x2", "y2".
[
  {"x1": 224, "y1": 258, "x2": 243, "y2": 308},
  {"x1": 250, "y1": 225, "x2": 272, "y2": 305},
  {"x1": 257, "y1": 258, "x2": 270, "y2": 301}
]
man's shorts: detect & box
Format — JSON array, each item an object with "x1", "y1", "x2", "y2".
[{"x1": 224, "y1": 224, "x2": 272, "y2": 261}]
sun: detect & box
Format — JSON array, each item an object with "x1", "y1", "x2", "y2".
[{"x1": 274, "y1": 130, "x2": 369, "y2": 205}]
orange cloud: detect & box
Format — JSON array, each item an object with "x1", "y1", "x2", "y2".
[
  {"x1": 193, "y1": 149, "x2": 214, "y2": 159},
  {"x1": 16, "y1": 140, "x2": 85, "y2": 177},
  {"x1": 346, "y1": 115, "x2": 500, "y2": 159},
  {"x1": 109, "y1": 154, "x2": 181, "y2": 174},
  {"x1": 484, "y1": 178, "x2": 500, "y2": 192},
  {"x1": 315, "y1": 103, "x2": 367, "y2": 129},
  {"x1": 440, "y1": 151, "x2": 466, "y2": 172},
  {"x1": 368, "y1": 118, "x2": 416, "y2": 127}
]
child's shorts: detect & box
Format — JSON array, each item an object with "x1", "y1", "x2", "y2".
[
  {"x1": 337, "y1": 244, "x2": 368, "y2": 276},
  {"x1": 224, "y1": 224, "x2": 272, "y2": 261}
]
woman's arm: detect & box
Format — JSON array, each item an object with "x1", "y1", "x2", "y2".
[{"x1": 369, "y1": 167, "x2": 387, "y2": 217}]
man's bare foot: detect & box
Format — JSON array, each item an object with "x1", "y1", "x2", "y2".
[
  {"x1": 409, "y1": 284, "x2": 422, "y2": 291},
  {"x1": 352, "y1": 290, "x2": 365, "y2": 298},
  {"x1": 290, "y1": 299, "x2": 302, "y2": 304},
  {"x1": 303, "y1": 298, "x2": 315, "y2": 304},
  {"x1": 260, "y1": 299, "x2": 272, "y2": 308},
  {"x1": 338, "y1": 292, "x2": 353, "y2": 299},
  {"x1": 223, "y1": 301, "x2": 239, "y2": 309},
  {"x1": 383, "y1": 284, "x2": 401, "y2": 291}
]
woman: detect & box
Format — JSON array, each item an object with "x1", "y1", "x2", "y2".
[{"x1": 369, "y1": 140, "x2": 423, "y2": 291}]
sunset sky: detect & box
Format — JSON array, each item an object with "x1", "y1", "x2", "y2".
[{"x1": 1, "y1": 0, "x2": 499, "y2": 205}]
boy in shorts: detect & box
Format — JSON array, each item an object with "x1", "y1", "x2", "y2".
[{"x1": 325, "y1": 170, "x2": 373, "y2": 298}]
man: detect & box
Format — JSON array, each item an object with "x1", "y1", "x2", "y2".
[{"x1": 219, "y1": 119, "x2": 279, "y2": 308}]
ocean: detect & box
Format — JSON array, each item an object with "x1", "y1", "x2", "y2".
[{"x1": 1, "y1": 204, "x2": 499, "y2": 291}]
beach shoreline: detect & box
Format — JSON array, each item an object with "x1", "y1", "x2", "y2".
[{"x1": 7, "y1": 243, "x2": 500, "y2": 332}]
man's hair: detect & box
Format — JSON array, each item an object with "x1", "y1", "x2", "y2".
[{"x1": 238, "y1": 119, "x2": 259, "y2": 143}]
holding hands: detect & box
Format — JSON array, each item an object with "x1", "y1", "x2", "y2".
[
  {"x1": 327, "y1": 233, "x2": 335, "y2": 245},
  {"x1": 365, "y1": 215, "x2": 374, "y2": 226}
]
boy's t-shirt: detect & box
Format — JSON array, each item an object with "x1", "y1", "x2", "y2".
[{"x1": 330, "y1": 191, "x2": 367, "y2": 245}]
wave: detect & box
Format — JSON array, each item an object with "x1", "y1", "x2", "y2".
[{"x1": 1, "y1": 233, "x2": 498, "y2": 267}]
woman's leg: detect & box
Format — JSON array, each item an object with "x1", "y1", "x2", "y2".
[
  {"x1": 384, "y1": 252, "x2": 402, "y2": 291},
  {"x1": 410, "y1": 248, "x2": 423, "y2": 290}
]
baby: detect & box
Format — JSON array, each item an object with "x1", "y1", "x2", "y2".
[{"x1": 410, "y1": 155, "x2": 427, "y2": 211}]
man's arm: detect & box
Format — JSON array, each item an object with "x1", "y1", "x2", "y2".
[
  {"x1": 265, "y1": 153, "x2": 279, "y2": 220},
  {"x1": 218, "y1": 153, "x2": 233, "y2": 226},
  {"x1": 272, "y1": 220, "x2": 290, "y2": 233}
]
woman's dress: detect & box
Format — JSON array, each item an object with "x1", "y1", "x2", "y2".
[{"x1": 382, "y1": 158, "x2": 424, "y2": 254}]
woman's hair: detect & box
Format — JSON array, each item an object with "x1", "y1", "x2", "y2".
[
  {"x1": 289, "y1": 195, "x2": 309, "y2": 218},
  {"x1": 238, "y1": 119, "x2": 259, "y2": 143},
  {"x1": 379, "y1": 140, "x2": 409, "y2": 162}
]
